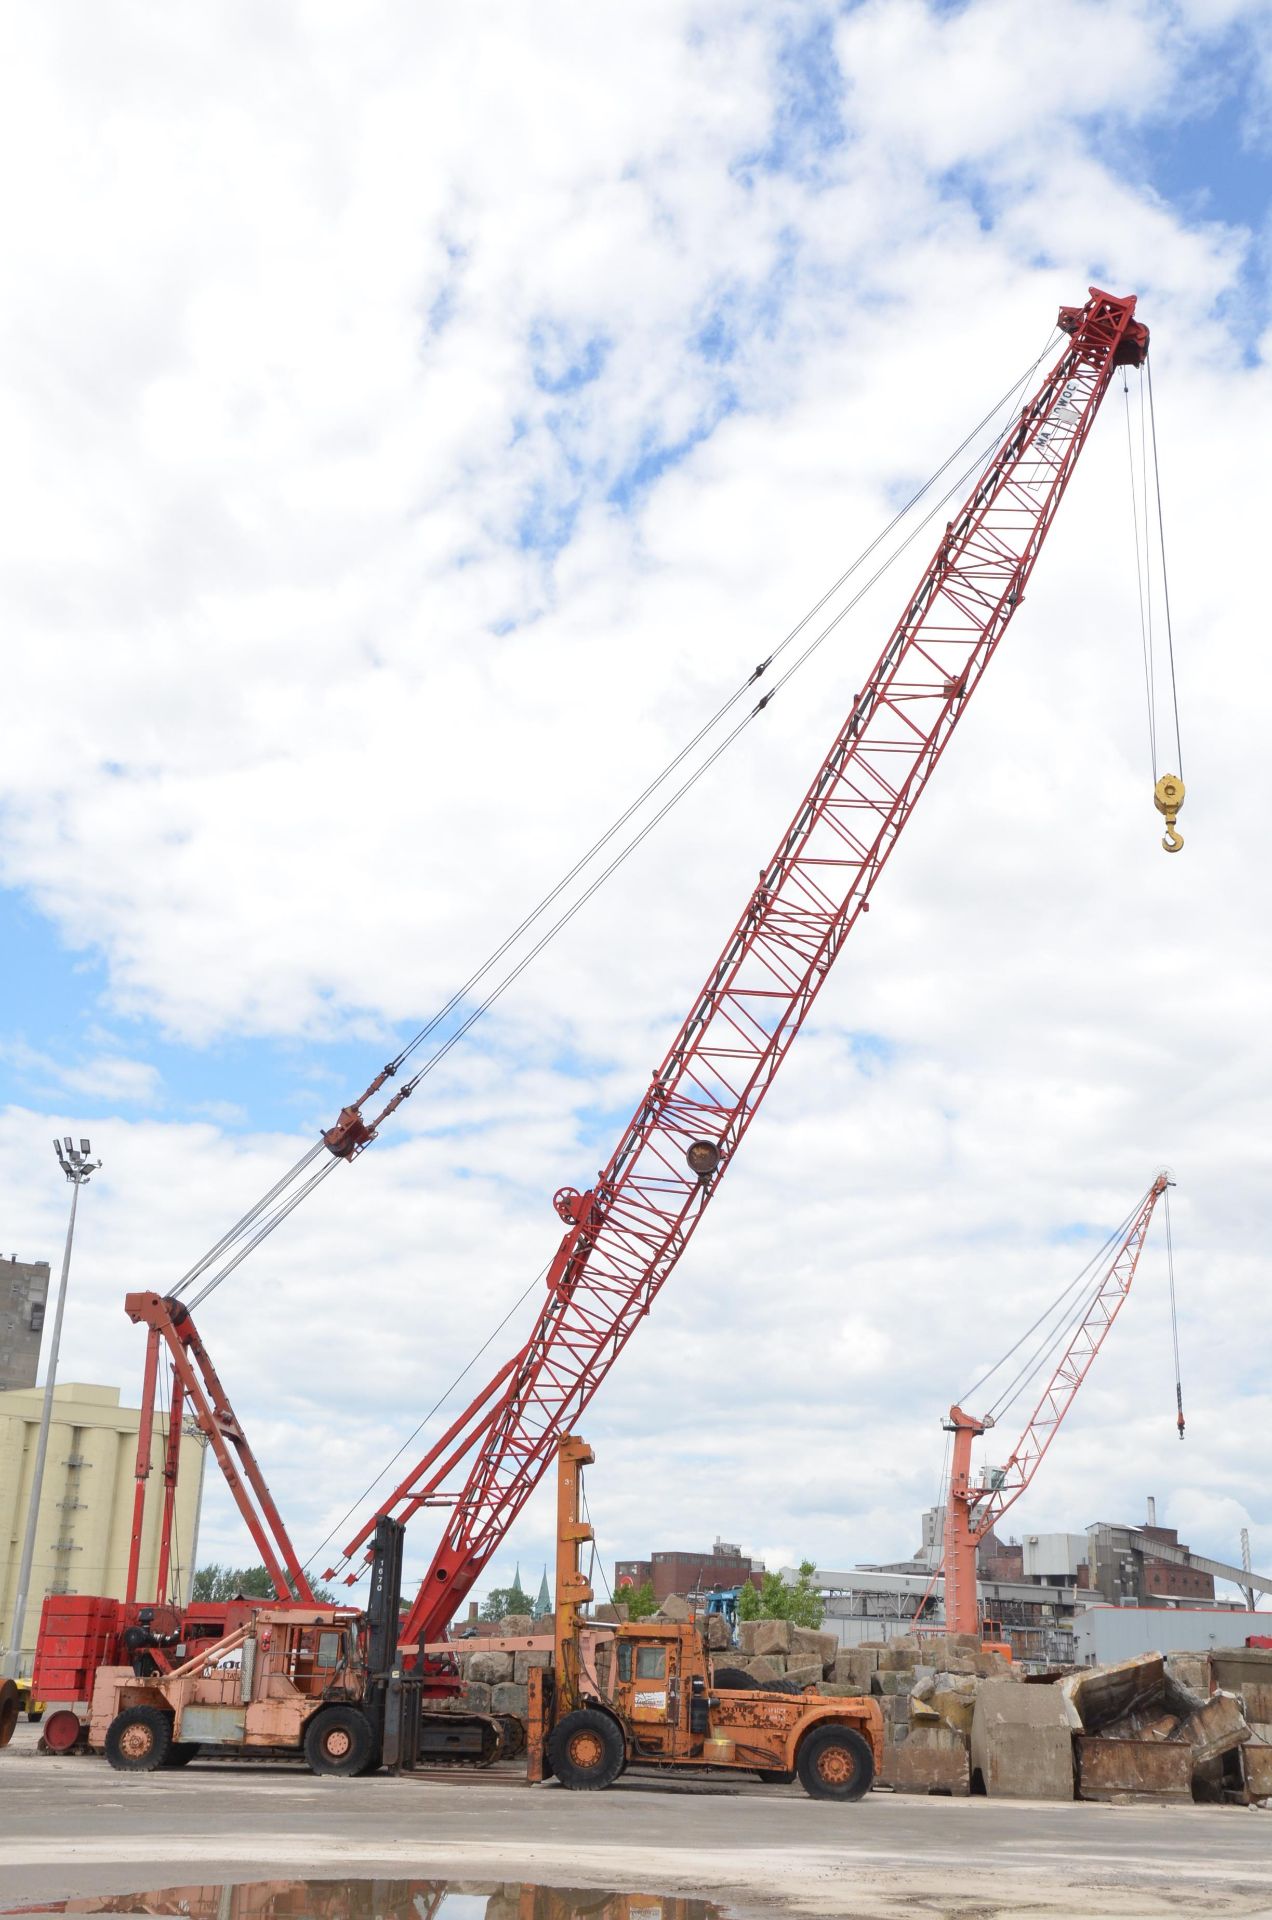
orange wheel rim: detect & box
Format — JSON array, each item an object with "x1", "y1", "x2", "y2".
[
  {"x1": 568, "y1": 1730, "x2": 604, "y2": 1768},
  {"x1": 816, "y1": 1744, "x2": 852, "y2": 1785},
  {"x1": 120, "y1": 1724, "x2": 154, "y2": 1759},
  {"x1": 325, "y1": 1728, "x2": 352, "y2": 1758}
]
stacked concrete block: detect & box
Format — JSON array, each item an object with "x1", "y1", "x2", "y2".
[
  {"x1": 467, "y1": 1649, "x2": 514, "y2": 1684},
  {"x1": 971, "y1": 1679, "x2": 1076, "y2": 1800},
  {"x1": 784, "y1": 1661, "x2": 823, "y2": 1690},
  {"x1": 789, "y1": 1627, "x2": 840, "y2": 1676},
  {"x1": 739, "y1": 1618, "x2": 793, "y2": 1658},
  {"x1": 698, "y1": 1612, "x2": 733, "y2": 1651},
  {"x1": 655, "y1": 1593, "x2": 693, "y2": 1623},
  {"x1": 884, "y1": 1724, "x2": 970, "y2": 1795},
  {"x1": 513, "y1": 1648, "x2": 552, "y2": 1684},
  {"x1": 492, "y1": 1681, "x2": 529, "y2": 1719}
]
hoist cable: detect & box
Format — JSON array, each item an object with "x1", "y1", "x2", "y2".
[
  {"x1": 304, "y1": 1261, "x2": 549, "y2": 1578},
  {"x1": 183, "y1": 1157, "x2": 340, "y2": 1312},
  {"x1": 1123, "y1": 375, "x2": 1156, "y2": 778},
  {"x1": 376, "y1": 335, "x2": 1060, "y2": 1084},
  {"x1": 392, "y1": 394, "x2": 1054, "y2": 1104},
  {"x1": 959, "y1": 1196, "x2": 1141, "y2": 1411},
  {"x1": 175, "y1": 335, "x2": 1060, "y2": 1305},
  {"x1": 171, "y1": 1141, "x2": 326, "y2": 1301},
  {"x1": 1163, "y1": 1185, "x2": 1185, "y2": 1437},
  {"x1": 1146, "y1": 355, "x2": 1184, "y2": 778}
]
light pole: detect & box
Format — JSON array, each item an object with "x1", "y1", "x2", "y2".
[{"x1": 2, "y1": 1139, "x2": 101, "y2": 1679}]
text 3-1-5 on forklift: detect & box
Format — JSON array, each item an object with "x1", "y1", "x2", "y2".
[{"x1": 523, "y1": 1438, "x2": 882, "y2": 1801}]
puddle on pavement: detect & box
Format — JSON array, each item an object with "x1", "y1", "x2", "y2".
[{"x1": 3, "y1": 1882, "x2": 730, "y2": 1920}]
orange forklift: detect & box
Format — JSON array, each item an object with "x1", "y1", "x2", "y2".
[{"x1": 525, "y1": 1438, "x2": 882, "y2": 1800}]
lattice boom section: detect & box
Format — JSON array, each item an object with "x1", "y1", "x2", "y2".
[{"x1": 396, "y1": 292, "x2": 1148, "y2": 1646}]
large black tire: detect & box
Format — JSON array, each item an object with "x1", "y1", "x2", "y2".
[
  {"x1": 105, "y1": 1705, "x2": 173, "y2": 1773},
  {"x1": 546, "y1": 1708, "x2": 626, "y2": 1790},
  {"x1": 711, "y1": 1666, "x2": 754, "y2": 1692},
  {"x1": 0, "y1": 1680, "x2": 18, "y2": 1749},
  {"x1": 165, "y1": 1742, "x2": 200, "y2": 1767},
  {"x1": 762, "y1": 1679, "x2": 803, "y2": 1696},
  {"x1": 796, "y1": 1724, "x2": 874, "y2": 1802},
  {"x1": 756, "y1": 1767, "x2": 796, "y2": 1784},
  {"x1": 303, "y1": 1704, "x2": 375, "y2": 1777}
]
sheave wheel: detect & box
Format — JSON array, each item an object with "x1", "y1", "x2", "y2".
[
  {"x1": 756, "y1": 1767, "x2": 795, "y2": 1784},
  {"x1": 104, "y1": 1705, "x2": 173, "y2": 1773},
  {"x1": 546, "y1": 1708, "x2": 626, "y2": 1790},
  {"x1": 796, "y1": 1724, "x2": 874, "y2": 1802},
  {"x1": 303, "y1": 1704, "x2": 375, "y2": 1777},
  {"x1": 0, "y1": 1680, "x2": 19, "y2": 1749}
]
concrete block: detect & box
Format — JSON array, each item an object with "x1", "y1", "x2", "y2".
[
  {"x1": 593, "y1": 1604, "x2": 629, "y2": 1624},
  {"x1": 741, "y1": 1657, "x2": 781, "y2": 1685},
  {"x1": 909, "y1": 1696, "x2": 941, "y2": 1724},
  {"x1": 789, "y1": 1628, "x2": 839, "y2": 1673},
  {"x1": 1165, "y1": 1652, "x2": 1210, "y2": 1695},
  {"x1": 784, "y1": 1662, "x2": 822, "y2": 1690},
  {"x1": 873, "y1": 1670, "x2": 914, "y2": 1696},
  {"x1": 817, "y1": 1682, "x2": 869, "y2": 1699},
  {"x1": 460, "y1": 1681, "x2": 491, "y2": 1714},
  {"x1": 881, "y1": 1725, "x2": 970, "y2": 1795},
  {"x1": 499, "y1": 1614, "x2": 535, "y2": 1636},
  {"x1": 932, "y1": 1689, "x2": 976, "y2": 1737},
  {"x1": 1077, "y1": 1736, "x2": 1192, "y2": 1804},
  {"x1": 833, "y1": 1650, "x2": 877, "y2": 1689},
  {"x1": 971, "y1": 1679, "x2": 1075, "y2": 1801},
  {"x1": 698, "y1": 1613, "x2": 733, "y2": 1651},
  {"x1": 656, "y1": 1593, "x2": 692, "y2": 1623},
  {"x1": 972, "y1": 1651, "x2": 1012, "y2": 1678},
  {"x1": 877, "y1": 1647, "x2": 917, "y2": 1672},
  {"x1": 1239, "y1": 1682, "x2": 1272, "y2": 1725},
  {"x1": 1181, "y1": 1688, "x2": 1251, "y2": 1763},
  {"x1": 1212, "y1": 1648, "x2": 1272, "y2": 1698},
  {"x1": 491, "y1": 1682, "x2": 529, "y2": 1720},
  {"x1": 467, "y1": 1650, "x2": 514, "y2": 1684},
  {"x1": 1242, "y1": 1739, "x2": 1272, "y2": 1801},
  {"x1": 744, "y1": 1618, "x2": 793, "y2": 1657},
  {"x1": 513, "y1": 1649, "x2": 552, "y2": 1684}
]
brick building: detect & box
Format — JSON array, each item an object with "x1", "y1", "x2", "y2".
[{"x1": 615, "y1": 1536, "x2": 763, "y2": 1604}]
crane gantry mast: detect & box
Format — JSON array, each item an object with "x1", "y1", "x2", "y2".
[
  {"x1": 326, "y1": 287, "x2": 1153, "y2": 1652},
  {"x1": 941, "y1": 1172, "x2": 1171, "y2": 1638}
]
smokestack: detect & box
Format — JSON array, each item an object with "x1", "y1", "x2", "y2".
[{"x1": 1146, "y1": 1496, "x2": 1157, "y2": 1527}]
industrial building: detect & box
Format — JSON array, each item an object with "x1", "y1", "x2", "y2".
[
  {"x1": 0, "y1": 1257, "x2": 50, "y2": 1393},
  {"x1": 0, "y1": 1380, "x2": 205, "y2": 1677},
  {"x1": 614, "y1": 1536, "x2": 763, "y2": 1605}
]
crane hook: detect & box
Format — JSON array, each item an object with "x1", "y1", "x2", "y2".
[{"x1": 1154, "y1": 773, "x2": 1185, "y2": 853}]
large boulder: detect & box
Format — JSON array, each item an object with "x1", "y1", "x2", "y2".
[
  {"x1": 789, "y1": 1628, "x2": 839, "y2": 1673},
  {"x1": 491, "y1": 1681, "x2": 530, "y2": 1720},
  {"x1": 971, "y1": 1679, "x2": 1075, "y2": 1801},
  {"x1": 784, "y1": 1662, "x2": 822, "y2": 1690},
  {"x1": 699, "y1": 1613, "x2": 733, "y2": 1651},
  {"x1": 499, "y1": 1613, "x2": 535, "y2": 1636},
  {"x1": 656, "y1": 1593, "x2": 692, "y2": 1624},
  {"x1": 832, "y1": 1649, "x2": 877, "y2": 1691},
  {"x1": 467, "y1": 1649, "x2": 514, "y2": 1684},
  {"x1": 513, "y1": 1649, "x2": 552, "y2": 1684},
  {"x1": 740, "y1": 1618, "x2": 793, "y2": 1657},
  {"x1": 740, "y1": 1656, "x2": 782, "y2": 1685}
]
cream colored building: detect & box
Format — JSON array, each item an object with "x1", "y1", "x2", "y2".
[{"x1": 0, "y1": 1382, "x2": 206, "y2": 1676}]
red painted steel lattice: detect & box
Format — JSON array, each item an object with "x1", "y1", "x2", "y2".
[{"x1": 337, "y1": 289, "x2": 1150, "y2": 1651}]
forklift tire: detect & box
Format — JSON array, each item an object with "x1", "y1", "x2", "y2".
[
  {"x1": 796, "y1": 1724, "x2": 874, "y2": 1802},
  {"x1": 761, "y1": 1679, "x2": 803, "y2": 1695},
  {"x1": 304, "y1": 1704, "x2": 375, "y2": 1777},
  {"x1": 0, "y1": 1680, "x2": 18, "y2": 1749},
  {"x1": 546, "y1": 1709, "x2": 626, "y2": 1790},
  {"x1": 104, "y1": 1706, "x2": 173, "y2": 1772},
  {"x1": 165, "y1": 1743, "x2": 200, "y2": 1767},
  {"x1": 710, "y1": 1667, "x2": 754, "y2": 1691},
  {"x1": 756, "y1": 1767, "x2": 796, "y2": 1784}
]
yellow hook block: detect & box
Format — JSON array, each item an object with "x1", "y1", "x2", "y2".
[{"x1": 1154, "y1": 773, "x2": 1185, "y2": 853}]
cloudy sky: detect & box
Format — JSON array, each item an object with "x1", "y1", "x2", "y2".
[{"x1": 2, "y1": 0, "x2": 1270, "y2": 1618}]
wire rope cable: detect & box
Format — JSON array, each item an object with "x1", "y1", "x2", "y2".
[
  {"x1": 1163, "y1": 1185, "x2": 1185, "y2": 1436},
  {"x1": 304, "y1": 1261, "x2": 549, "y2": 1580},
  {"x1": 174, "y1": 332, "x2": 1061, "y2": 1308},
  {"x1": 1146, "y1": 355, "x2": 1184, "y2": 777},
  {"x1": 1123, "y1": 373, "x2": 1157, "y2": 777}
]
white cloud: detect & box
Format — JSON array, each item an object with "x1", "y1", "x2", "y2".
[{"x1": 1, "y1": 2, "x2": 1269, "y2": 1610}]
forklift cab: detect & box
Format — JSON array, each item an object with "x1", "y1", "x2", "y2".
[{"x1": 609, "y1": 1624, "x2": 701, "y2": 1758}]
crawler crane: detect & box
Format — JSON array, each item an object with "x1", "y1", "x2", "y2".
[{"x1": 28, "y1": 287, "x2": 1160, "y2": 1758}]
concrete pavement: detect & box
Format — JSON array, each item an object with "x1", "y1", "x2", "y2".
[{"x1": 1, "y1": 1724, "x2": 1269, "y2": 1919}]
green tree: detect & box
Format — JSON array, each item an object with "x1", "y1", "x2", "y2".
[
  {"x1": 623, "y1": 1580, "x2": 657, "y2": 1620},
  {"x1": 736, "y1": 1562, "x2": 823, "y2": 1629},
  {"x1": 481, "y1": 1579, "x2": 530, "y2": 1621},
  {"x1": 192, "y1": 1563, "x2": 334, "y2": 1604}
]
